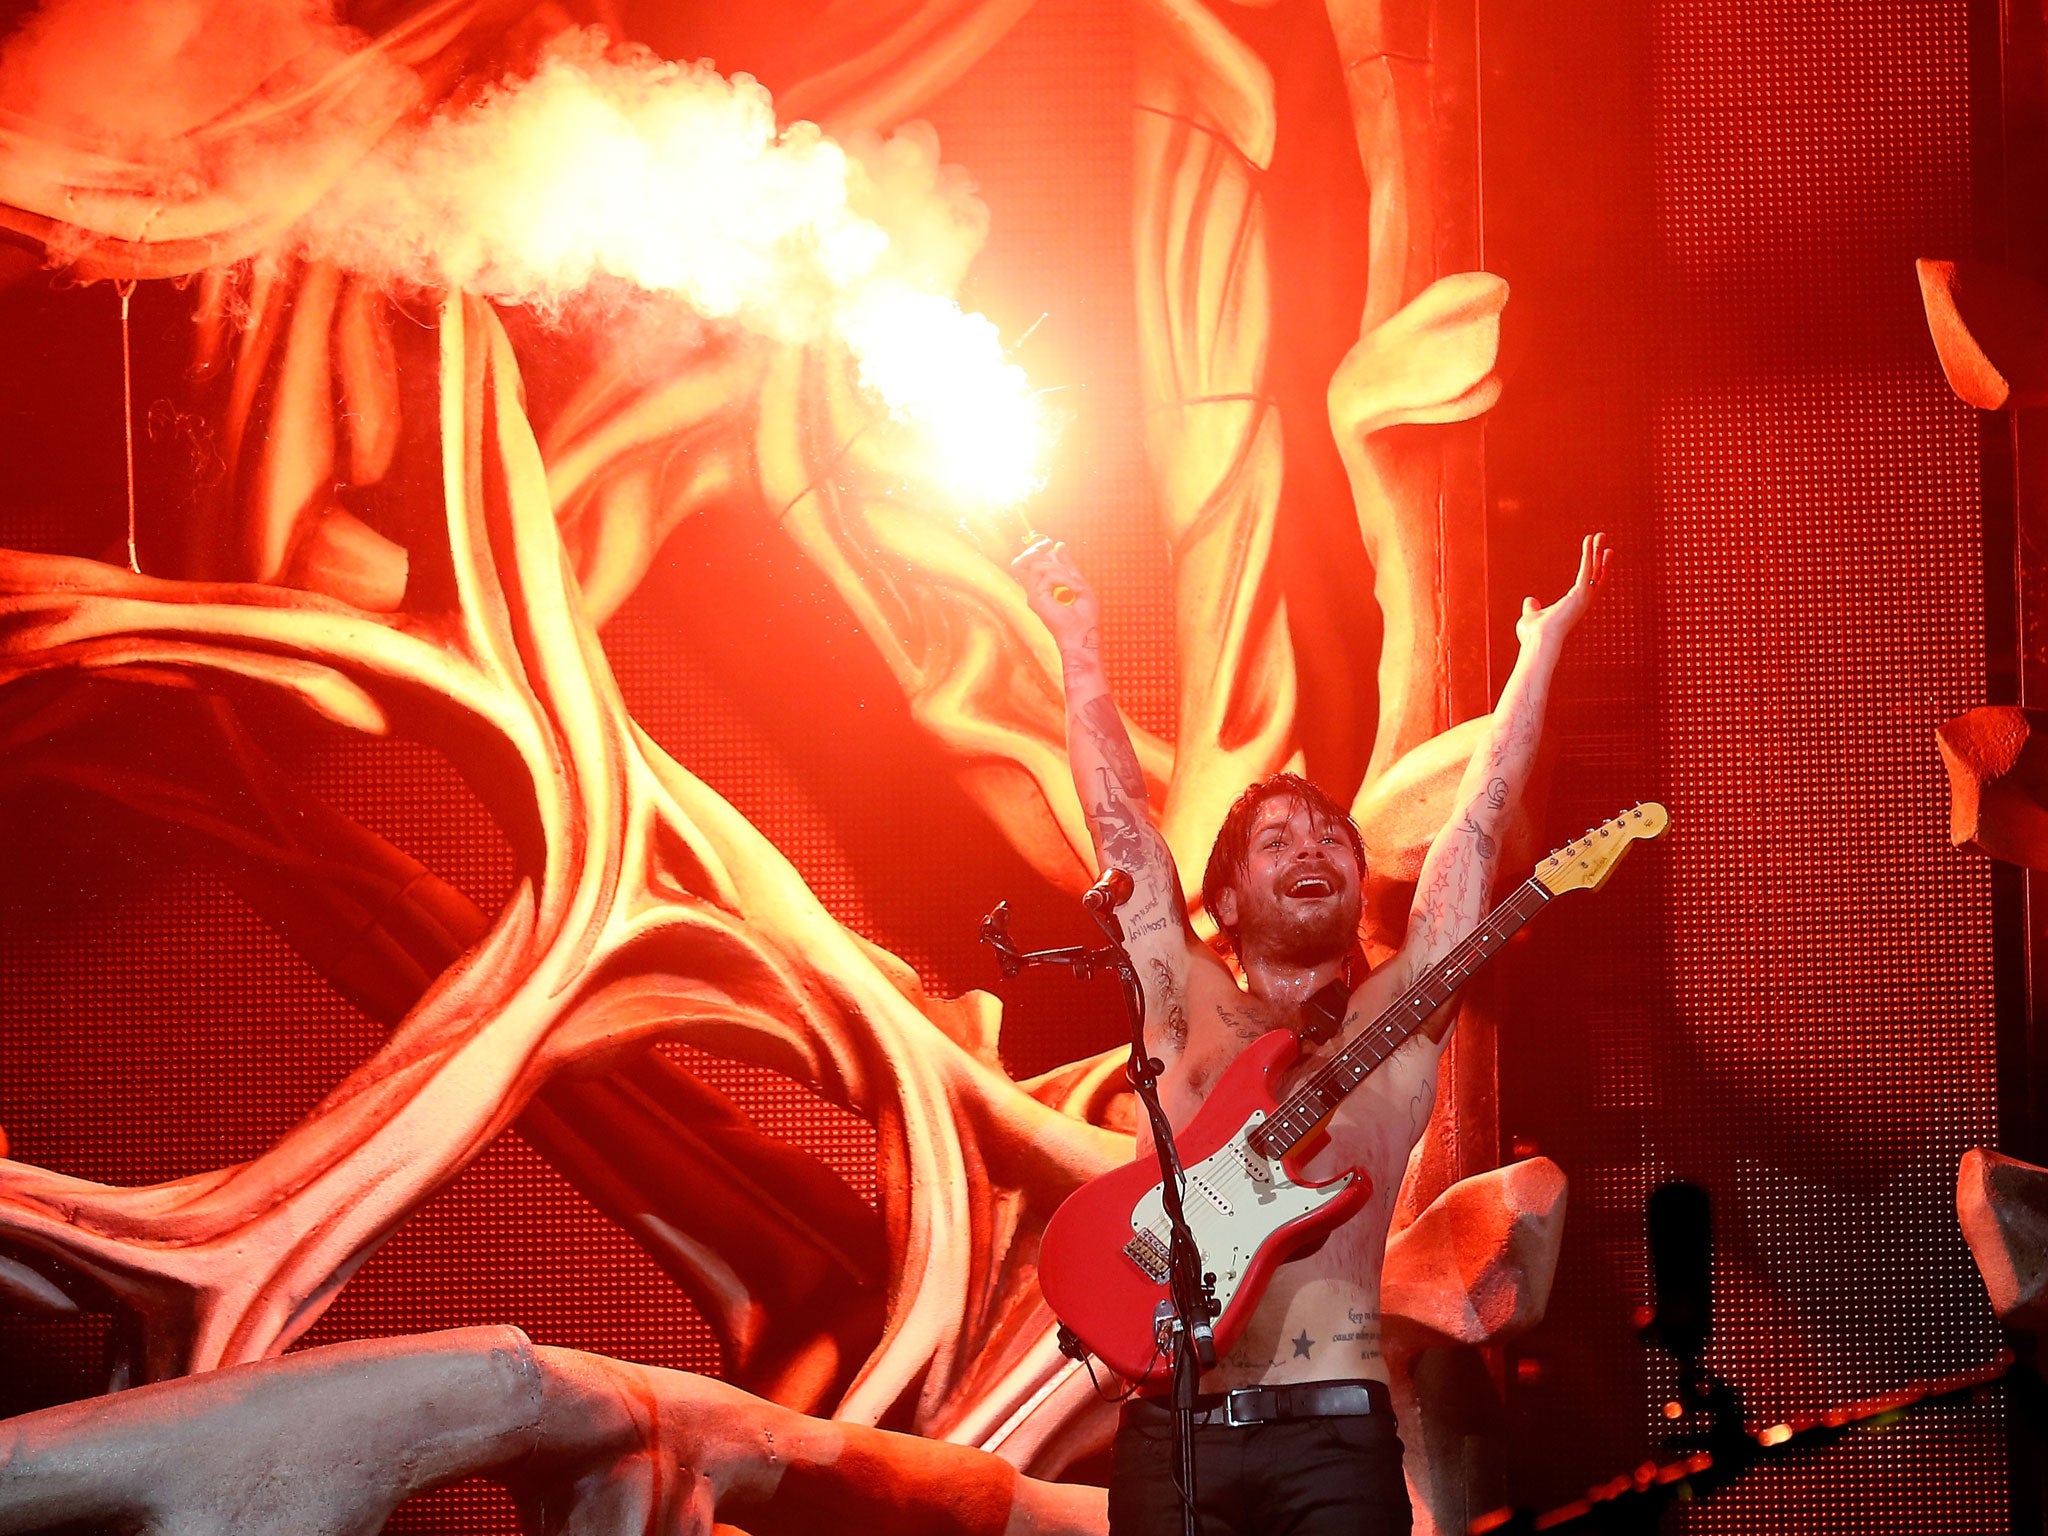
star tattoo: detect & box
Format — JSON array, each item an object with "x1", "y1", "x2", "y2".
[{"x1": 1292, "y1": 1330, "x2": 1315, "y2": 1360}]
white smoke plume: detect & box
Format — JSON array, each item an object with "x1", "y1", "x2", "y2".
[
  {"x1": 299, "y1": 33, "x2": 990, "y2": 338},
  {"x1": 300, "y1": 30, "x2": 1044, "y2": 504},
  {"x1": 0, "y1": 6, "x2": 1046, "y2": 505}
]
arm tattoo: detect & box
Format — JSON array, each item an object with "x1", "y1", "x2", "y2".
[
  {"x1": 1484, "y1": 776, "x2": 1509, "y2": 810},
  {"x1": 1081, "y1": 694, "x2": 1147, "y2": 799},
  {"x1": 1090, "y1": 768, "x2": 1154, "y2": 872},
  {"x1": 1406, "y1": 1071, "x2": 1437, "y2": 1138},
  {"x1": 1415, "y1": 855, "x2": 1471, "y2": 947},
  {"x1": 1460, "y1": 812, "x2": 1497, "y2": 862},
  {"x1": 1150, "y1": 958, "x2": 1189, "y2": 1050},
  {"x1": 1089, "y1": 766, "x2": 1186, "y2": 921}
]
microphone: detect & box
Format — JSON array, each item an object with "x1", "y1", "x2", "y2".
[{"x1": 1083, "y1": 868, "x2": 1135, "y2": 913}]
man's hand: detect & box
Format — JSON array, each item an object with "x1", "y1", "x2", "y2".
[
  {"x1": 1012, "y1": 539, "x2": 1101, "y2": 655},
  {"x1": 1516, "y1": 531, "x2": 1611, "y2": 652},
  {"x1": 1399, "y1": 530, "x2": 1612, "y2": 1020}
]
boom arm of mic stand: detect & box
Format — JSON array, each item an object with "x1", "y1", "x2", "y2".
[{"x1": 977, "y1": 900, "x2": 1118, "y2": 980}]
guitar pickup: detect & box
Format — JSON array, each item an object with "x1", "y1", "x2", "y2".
[{"x1": 1124, "y1": 1228, "x2": 1171, "y2": 1282}]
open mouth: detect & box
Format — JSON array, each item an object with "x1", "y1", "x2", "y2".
[{"x1": 1284, "y1": 874, "x2": 1337, "y2": 899}]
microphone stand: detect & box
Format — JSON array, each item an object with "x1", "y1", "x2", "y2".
[{"x1": 980, "y1": 897, "x2": 1217, "y2": 1536}]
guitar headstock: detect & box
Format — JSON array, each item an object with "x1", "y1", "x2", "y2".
[{"x1": 1534, "y1": 802, "x2": 1669, "y2": 896}]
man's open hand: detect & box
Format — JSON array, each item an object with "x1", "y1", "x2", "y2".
[{"x1": 1516, "y1": 532, "x2": 1611, "y2": 651}]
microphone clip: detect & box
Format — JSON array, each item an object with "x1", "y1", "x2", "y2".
[{"x1": 1082, "y1": 867, "x2": 1135, "y2": 914}]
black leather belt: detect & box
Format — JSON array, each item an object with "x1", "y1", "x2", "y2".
[{"x1": 1124, "y1": 1379, "x2": 1390, "y2": 1429}]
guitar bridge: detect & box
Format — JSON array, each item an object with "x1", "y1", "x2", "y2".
[{"x1": 1124, "y1": 1228, "x2": 1170, "y2": 1282}]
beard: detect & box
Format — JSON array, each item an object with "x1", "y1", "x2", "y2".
[{"x1": 1233, "y1": 887, "x2": 1360, "y2": 967}]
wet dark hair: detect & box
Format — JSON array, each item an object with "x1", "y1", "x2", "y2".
[{"x1": 1200, "y1": 772, "x2": 1366, "y2": 957}]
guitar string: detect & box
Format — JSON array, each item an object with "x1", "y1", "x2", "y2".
[
  {"x1": 1256, "y1": 834, "x2": 1629, "y2": 1167},
  {"x1": 1126, "y1": 826, "x2": 1653, "y2": 1287},
  {"x1": 1129, "y1": 862, "x2": 1593, "y2": 1261},
  {"x1": 1131, "y1": 880, "x2": 1556, "y2": 1253},
  {"x1": 1119, "y1": 837, "x2": 1639, "y2": 1363},
  {"x1": 1134, "y1": 884, "x2": 1541, "y2": 1244},
  {"x1": 1262, "y1": 880, "x2": 1548, "y2": 1153}
]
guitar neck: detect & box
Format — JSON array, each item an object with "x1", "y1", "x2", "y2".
[{"x1": 1253, "y1": 878, "x2": 1553, "y2": 1159}]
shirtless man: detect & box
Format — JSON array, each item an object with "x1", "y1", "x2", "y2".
[{"x1": 1015, "y1": 533, "x2": 1609, "y2": 1535}]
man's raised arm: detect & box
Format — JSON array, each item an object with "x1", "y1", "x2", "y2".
[
  {"x1": 1013, "y1": 541, "x2": 1197, "y2": 1027},
  {"x1": 1398, "y1": 533, "x2": 1611, "y2": 1032}
]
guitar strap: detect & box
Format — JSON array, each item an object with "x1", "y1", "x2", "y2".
[
  {"x1": 1297, "y1": 946, "x2": 1369, "y2": 1045},
  {"x1": 1299, "y1": 981, "x2": 1347, "y2": 1044}
]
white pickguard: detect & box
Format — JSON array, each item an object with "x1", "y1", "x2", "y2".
[{"x1": 1128, "y1": 1110, "x2": 1358, "y2": 1319}]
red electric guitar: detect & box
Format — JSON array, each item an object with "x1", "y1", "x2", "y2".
[{"x1": 1039, "y1": 803, "x2": 1669, "y2": 1383}]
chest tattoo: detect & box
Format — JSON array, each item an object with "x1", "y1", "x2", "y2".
[
  {"x1": 1216, "y1": 1001, "x2": 1277, "y2": 1043},
  {"x1": 1332, "y1": 1308, "x2": 1382, "y2": 1350}
]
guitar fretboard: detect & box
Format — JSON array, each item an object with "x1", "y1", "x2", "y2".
[{"x1": 1248, "y1": 878, "x2": 1552, "y2": 1159}]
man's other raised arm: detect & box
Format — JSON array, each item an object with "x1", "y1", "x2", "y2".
[
  {"x1": 1012, "y1": 541, "x2": 1197, "y2": 1008},
  {"x1": 1399, "y1": 533, "x2": 1611, "y2": 1036}
]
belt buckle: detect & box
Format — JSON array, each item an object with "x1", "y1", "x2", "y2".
[{"x1": 1223, "y1": 1386, "x2": 1263, "y2": 1428}]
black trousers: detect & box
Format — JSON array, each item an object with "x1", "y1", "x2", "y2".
[{"x1": 1107, "y1": 1392, "x2": 1411, "y2": 1536}]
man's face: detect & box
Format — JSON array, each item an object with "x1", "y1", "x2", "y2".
[{"x1": 1215, "y1": 796, "x2": 1362, "y2": 968}]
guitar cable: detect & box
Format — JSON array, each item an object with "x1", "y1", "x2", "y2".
[{"x1": 1064, "y1": 1327, "x2": 1165, "y2": 1404}]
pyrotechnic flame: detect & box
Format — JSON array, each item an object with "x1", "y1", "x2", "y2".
[
  {"x1": 294, "y1": 31, "x2": 1048, "y2": 508},
  {"x1": 840, "y1": 286, "x2": 1048, "y2": 511}
]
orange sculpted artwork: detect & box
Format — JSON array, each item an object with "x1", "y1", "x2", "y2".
[{"x1": 0, "y1": 4, "x2": 1563, "y2": 1533}]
